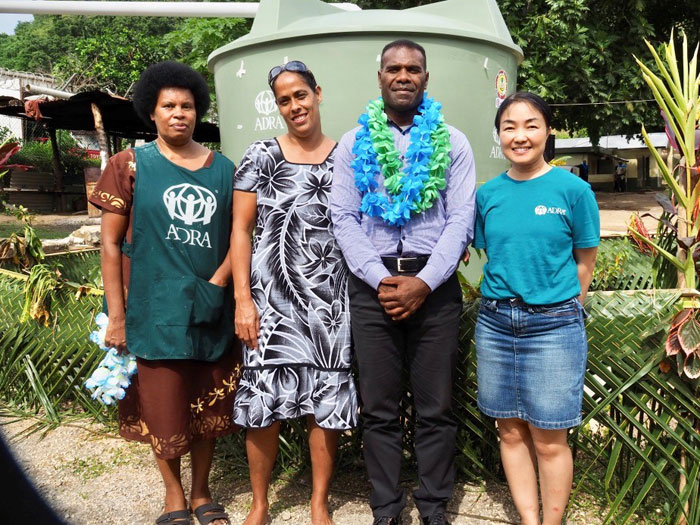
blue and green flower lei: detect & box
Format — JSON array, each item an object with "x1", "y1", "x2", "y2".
[
  {"x1": 351, "y1": 94, "x2": 451, "y2": 227},
  {"x1": 84, "y1": 312, "x2": 137, "y2": 405}
]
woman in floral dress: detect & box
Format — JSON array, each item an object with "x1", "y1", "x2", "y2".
[{"x1": 231, "y1": 61, "x2": 358, "y2": 525}]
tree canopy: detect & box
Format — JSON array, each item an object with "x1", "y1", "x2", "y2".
[
  {"x1": 0, "y1": 15, "x2": 181, "y2": 94},
  {"x1": 0, "y1": 10, "x2": 249, "y2": 96}
]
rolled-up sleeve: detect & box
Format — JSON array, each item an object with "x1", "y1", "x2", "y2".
[
  {"x1": 416, "y1": 129, "x2": 477, "y2": 290},
  {"x1": 330, "y1": 130, "x2": 391, "y2": 290},
  {"x1": 88, "y1": 149, "x2": 134, "y2": 215}
]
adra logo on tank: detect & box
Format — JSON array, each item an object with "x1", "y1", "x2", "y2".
[
  {"x1": 489, "y1": 127, "x2": 505, "y2": 160},
  {"x1": 254, "y1": 90, "x2": 284, "y2": 132},
  {"x1": 163, "y1": 183, "x2": 217, "y2": 248}
]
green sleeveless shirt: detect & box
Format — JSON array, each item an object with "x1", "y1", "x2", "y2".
[{"x1": 123, "y1": 142, "x2": 234, "y2": 361}]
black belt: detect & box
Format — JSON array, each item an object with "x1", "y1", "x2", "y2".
[
  {"x1": 494, "y1": 297, "x2": 574, "y2": 308},
  {"x1": 381, "y1": 255, "x2": 429, "y2": 273}
]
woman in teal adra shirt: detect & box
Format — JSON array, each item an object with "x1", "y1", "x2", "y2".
[{"x1": 473, "y1": 92, "x2": 599, "y2": 525}]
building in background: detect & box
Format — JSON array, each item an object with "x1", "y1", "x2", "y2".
[
  {"x1": 0, "y1": 68, "x2": 59, "y2": 140},
  {"x1": 556, "y1": 132, "x2": 671, "y2": 191}
]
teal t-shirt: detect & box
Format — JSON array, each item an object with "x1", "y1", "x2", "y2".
[{"x1": 473, "y1": 167, "x2": 600, "y2": 305}]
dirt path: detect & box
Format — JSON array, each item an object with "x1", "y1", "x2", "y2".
[{"x1": 594, "y1": 191, "x2": 661, "y2": 235}]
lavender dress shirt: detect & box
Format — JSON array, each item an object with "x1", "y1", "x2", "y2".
[{"x1": 330, "y1": 121, "x2": 476, "y2": 291}]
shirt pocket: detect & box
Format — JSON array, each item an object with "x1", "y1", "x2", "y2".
[
  {"x1": 192, "y1": 279, "x2": 226, "y2": 325},
  {"x1": 529, "y1": 299, "x2": 578, "y2": 318},
  {"x1": 153, "y1": 276, "x2": 225, "y2": 326}
]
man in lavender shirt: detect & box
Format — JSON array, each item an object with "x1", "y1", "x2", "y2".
[{"x1": 330, "y1": 39, "x2": 476, "y2": 525}]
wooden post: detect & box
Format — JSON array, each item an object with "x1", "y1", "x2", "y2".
[
  {"x1": 47, "y1": 125, "x2": 65, "y2": 212},
  {"x1": 111, "y1": 134, "x2": 121, "y2": 154},
  {"x1": 90, "y1": 103, "x2": 109, "y2": 171}
]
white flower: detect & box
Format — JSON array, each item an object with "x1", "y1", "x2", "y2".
[
  {"x1": 84, "y1": 317, "x2": 137, "y2": 406},
  {"x1": 95, "y1": 312, "x2": 109, "y2": 328}
]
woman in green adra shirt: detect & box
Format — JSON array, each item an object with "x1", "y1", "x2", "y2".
[{"x1": 91, "y1": 61, "x2": 239, "y2": 525}]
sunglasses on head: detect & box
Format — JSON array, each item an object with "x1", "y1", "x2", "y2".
[{"x1": 268, "y1": 60, "x2": 309, "y2": 88}]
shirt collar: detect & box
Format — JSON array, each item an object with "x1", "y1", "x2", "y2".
[{"x1": 387, "y1": 118, "x2": 415, "y2": 135}]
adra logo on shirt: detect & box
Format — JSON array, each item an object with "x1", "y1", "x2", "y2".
[
  {"x1": 163, "y1": 184, "x2": 216, "y2": 249},
  {"x1": 534, "y1": 205, "x2": 567, "y2": 216}
]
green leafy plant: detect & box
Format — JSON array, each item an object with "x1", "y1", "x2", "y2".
[
  {"x1": 8, "y1": 131, "x2": 94, "y2": 179},
  {"x1": 632, "y1": 32, "x2": 700, "y2": 382},
  {"x1": 0, "y1": 126, "x2": 15, "y2": 144},
  {"x1": 0, "y1": 140, "x2": 43, "y2": 269},
  {"x1": 0, "y1": 204, "x2": 46, "y2": 269},
  {"x1": 20, "y1": 264, "x2": 60, "y2": 327},
  {"x1": 665, "y1": 308, "x2": 700, "y2": 380}
]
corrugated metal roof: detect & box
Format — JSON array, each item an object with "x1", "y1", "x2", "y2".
[{"x1": 0, "y1": 91, "x2": 219, "y2": 141}]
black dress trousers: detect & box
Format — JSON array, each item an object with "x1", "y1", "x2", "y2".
[{"x1": 348, "y1": 272, "x2": 462, "y2": 519}]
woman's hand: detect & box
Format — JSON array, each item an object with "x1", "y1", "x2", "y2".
[
  {"x1": 232, "y1": 190, "x2": 259, "y2": 349},
  {"x1": 235, "y1": 297, "x2": 260, "y2": 349},
  {"x1": 208, "y1": 275, "x2": 228, "y2": 288},
  {"x1": 105, "y1": 315, "x2": 128, "y2": 353}
]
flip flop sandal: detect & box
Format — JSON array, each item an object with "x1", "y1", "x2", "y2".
[
  {"x1": 192, "y1": 502, "x2": 230, "y2": 525},
  {"x1": 155, "y1": 509, "x2": 192, "y2": 525}
]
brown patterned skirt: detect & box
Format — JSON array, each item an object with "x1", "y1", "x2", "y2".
[{"x1": 118, "y1": 346, "x2": 242, "y2": 459}]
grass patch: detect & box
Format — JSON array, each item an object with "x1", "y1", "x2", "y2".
[
  {"x1": 0, "y1": 222, "x2": 75, "y2": 239},
  {"x1": 59, "y1": 445, "x2": 142, "y2": 482}
]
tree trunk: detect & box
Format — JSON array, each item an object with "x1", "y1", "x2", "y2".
[{"x1": 90, "y1": 103, "x2": 109, "y2": 171}]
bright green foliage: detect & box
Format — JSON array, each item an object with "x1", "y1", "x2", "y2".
[
  {"x1": 164, "y1": 17, "x2": 251, "y2": 85},
  {"x1": 631, "y1": 32, "x2": 700, "y2": 290},
  {"x1": 3, "y1": 0, "x2": 700, "y2": 138},
  {"x1": 0, "y1": 14, "x2": 183, "y2": 95},
  {"x1": 56, "y1": 17, "x2": 181, "y2": 94},
  {"x1": 498, "y1": 0, "x2": 654, "y2": 143},
  {"x1": 2, "y1": 258, "x2": 698, "y2": 522},
  {"x1": 590, "y1": 237, "x2": 655, "y2": 291},
  {"x1": 9, "y1": 131, "x2": 98, "y2": 177},
  {"x1": 0, "y1": 11, "x2": 249, "y2": 100},
  {"x1": 0, "y1": 267, "x2": 110, "y2": 424}
]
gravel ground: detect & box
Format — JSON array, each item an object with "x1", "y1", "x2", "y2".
[{"x1": 1, "y1": 417, "x2": 607, "y2": 525}]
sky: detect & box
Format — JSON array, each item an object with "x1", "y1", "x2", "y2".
[{"x1": 0, "y1": 14, "x2": 34, "y2": 35}]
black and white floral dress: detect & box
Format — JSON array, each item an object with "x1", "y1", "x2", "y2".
[{"x1": 232, "y1": 139, "x2": 358, "y2": 430}]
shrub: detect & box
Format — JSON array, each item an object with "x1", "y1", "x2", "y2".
[{"x1": 8, "y1": 131, "x2": 95, "y2": 179}]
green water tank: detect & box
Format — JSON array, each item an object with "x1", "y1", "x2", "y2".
[{"x1": 208, "y1": 0, "x2": 523, "y2": 280}]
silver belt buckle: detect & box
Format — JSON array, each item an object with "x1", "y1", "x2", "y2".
[{"x1": 397, "y1": 258, "x2": 406, "y2": 273}]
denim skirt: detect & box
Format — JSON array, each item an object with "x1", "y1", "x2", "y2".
[{"x1": 475, "y1": 297, "x2": 588, "y2": 429}]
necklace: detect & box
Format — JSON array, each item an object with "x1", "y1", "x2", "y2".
[{"x1": 351, "y1": 94, "x2": 451, "y2": 227}]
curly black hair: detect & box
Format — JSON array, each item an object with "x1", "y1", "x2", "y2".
[{"x1": 132, "y1": 61, "x2": 210, "y2": 128}]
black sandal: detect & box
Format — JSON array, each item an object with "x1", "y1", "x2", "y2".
[
  {"x1": 155, "y1": 509, "x2": 191, "y2": 525},
  {"x1": 192, "y1": 502, "x2": 230, "y2": 525}
]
